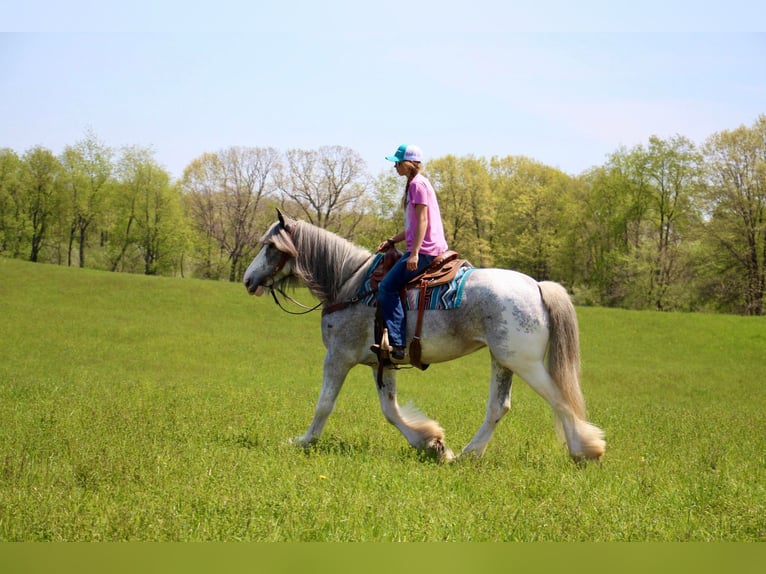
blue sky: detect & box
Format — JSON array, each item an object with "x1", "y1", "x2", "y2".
[{"x1": 2, "y1": 2, "x2": 765, "y2": 179}]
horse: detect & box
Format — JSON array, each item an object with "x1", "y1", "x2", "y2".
[{"x1": 243, "y1": 210, "x2": 605, "y2": 463}]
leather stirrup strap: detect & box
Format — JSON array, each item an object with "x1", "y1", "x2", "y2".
[{"x1": 409, "y1": 279, "x2": 428, "y2": 369}]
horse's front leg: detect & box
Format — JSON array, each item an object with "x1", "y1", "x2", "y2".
[
  {"x1": 292, "y1": 352, "x2": 351, "y2": 447},
  {"x1": 373, "y1": 367, "x2": 454, "y2": 462}
]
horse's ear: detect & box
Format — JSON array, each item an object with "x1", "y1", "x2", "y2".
[{"x1": 276, "y1": 208, "x2": 294, "y2": 233}]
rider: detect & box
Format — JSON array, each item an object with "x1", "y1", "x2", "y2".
[{"x1": 376, "y1": 144, "x2": 448, "y2": 360}]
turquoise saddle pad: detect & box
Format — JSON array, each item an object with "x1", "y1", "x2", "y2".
[{"x1": 359, "y1": 253, "x2": 475, "y2": 311}]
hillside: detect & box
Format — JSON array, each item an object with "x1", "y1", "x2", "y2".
[{"x1": 1, "y1": 258, "x2": 764, "y2": 541}]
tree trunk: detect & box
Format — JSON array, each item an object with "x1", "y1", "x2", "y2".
[{"x1": 79, "y1": 225, "x2": 87, "y2": 268}]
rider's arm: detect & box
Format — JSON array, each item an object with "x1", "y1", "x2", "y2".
[{"x1": 407, "y1": 204, "x2": 428, "y2": 269}]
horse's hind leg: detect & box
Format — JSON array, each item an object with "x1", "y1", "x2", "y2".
[
  {"x1": 373, "y1": 367, "x2": 454, "y2": 462},
  {"x1": 515, "y1": 361, "x2": 605, "y2": 461},
  {"x1": 460, "y1": 357, "x2": 513, "y2": 457}
]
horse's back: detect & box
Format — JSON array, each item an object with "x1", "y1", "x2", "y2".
[
  {"x1": 463, "y1": 268, "x2": 545, "y2": 312},
  {"x1": 416, "y1": 267, "x2": 551, "y2": 363}
]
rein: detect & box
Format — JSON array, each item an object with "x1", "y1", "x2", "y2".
[
  {"x1": 321, "y1": 289, "x2": 373, "y2": 316},
  {"x1": 270, "y1": 287, "x2": 323, "y2": 315}
]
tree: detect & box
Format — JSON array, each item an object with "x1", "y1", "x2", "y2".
[
  {"x1": 574, "y1": 162, "x2": 638, "y2": 306},
  {"x1": 490, "y1": 156, "x2": 571, "y2": 280},
  {"x1": 429, "y1": 155, "x2": 495, "y2": 266},
  {"x1": 642, "y1": 135, "x2": 703, "y2": 310},
  {"x1": 60, "y1": 132, "x2": 113, "y2": 267},
  {"x1": 0, "y1": 148, "x2": 24, "y2": 257},
  {"x1": 137, "y1": 173, "x2": 186, "y2": 276},
  {"x1": 351, "y1": 170, "x2": 402, "y2": 251},
  {"x1": 575, "y1": 140, "x2": 702, "y2": 310},
  {"x1": 181, "y1": 152, "x2": 223, "y2": 278},
  {"x1": 110, "y1": 146, "x2": 188, "y2": 275},
  {"x1": 277, "y1": 146, "x2": 368, "y2": 236},
  {"x1": 108, "y1": 147, "x2": 143, "y2": 271},
  {"x1": 20, "y1": 147, "x2": 62, "y2": 262},
  {"x1": 701, "y1": 116, "x2": 766, "y2": 315},
  {"x1": 219, "y1": 146, "x2": 279, "y2": 280},
  {"x1": 182, "y1": 147, "x2": 277, "y2": 280}
]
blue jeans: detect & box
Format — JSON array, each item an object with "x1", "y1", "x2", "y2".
[{"x1": 377, "y1": 252, "x2": 436, "y2": 348}]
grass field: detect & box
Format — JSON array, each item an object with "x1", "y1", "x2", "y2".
[{"x1": 1, "y1": 257, "x2": 764, "y2": 541}]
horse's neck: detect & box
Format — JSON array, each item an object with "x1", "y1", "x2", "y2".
[{"x1": 295, "y1": 225, "x2": 371, "y2": 303}]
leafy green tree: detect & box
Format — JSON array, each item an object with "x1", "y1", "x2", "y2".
[
  {"x1": 0, "y1": 148, "x2": 24, "y2": 257},
  {"x1": 138, "y1": 175, "x2": 187, "y2": 276},
  {"x1": 701, "y1": 115, "x2": 766, "y2": 315},
  {"x1": 2, "y1": 119, "x2": 764, "y2": 315},
  {"x1": 350, "y1": 170, "x2": 402, "y2": 250},
  {"x1": 642, "y1": 135, "x2": 703, "y2": 310},
  {"x1": 576, "y1": 139, "x2": 702, "y2": 310},
  {"x1": 20, "y1": 146, "x2": 63, "y2": 262},
  {"x1": 59, "y1": 132, "x2": 114, "y2": 267},
  {"x1": 427, "y1": 155, "x2": 467, "y2": 247},
  {"x1": 490, "y1": 156, "x2": 571, "y2": 280},
  {"x1": 554, "y1": 175, "x2": 591, "y2": 290},
  {"x1": 428, "y1": 155, "x2": 494, "y2": 266},
  {"x1": 107, "y1": 147, "x2": 142, "y2": 272},
  {"x1": 181, "y1": 152, "x2": 224, "y2": 278},
  {"x1": 110, "y1": 146, "x2": 188, "y2": 275},
  {"x1": 574, "y1": 165, "x2": 634, "y2": 305}
]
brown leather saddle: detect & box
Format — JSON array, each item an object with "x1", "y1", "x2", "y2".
[
  {"x1": 371, "y1": 247, "x2": 471, "y2": 371},
  {"x1": 370, "y1": 247, "x2": 465, "y2": 292}
]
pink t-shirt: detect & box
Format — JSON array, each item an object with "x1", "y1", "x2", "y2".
[{"x1": 404, "y1": 174, "x2": 448, "y2": 256}]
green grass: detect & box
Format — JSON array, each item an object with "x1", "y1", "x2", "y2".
[{"x1": 1, "y1": 257, "x2": 764, "y2": 541}]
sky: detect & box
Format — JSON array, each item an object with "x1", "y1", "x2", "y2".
[{"x1": 2, "y1": 1, "x2": 765, "y2": 180}]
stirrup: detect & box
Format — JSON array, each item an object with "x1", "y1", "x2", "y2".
[
  {"x1": 380, "y1": 329, "x2": 392, "y2": 357},
  {"x1": 370, "y1": 329, "x2": 391, "y2": 359},
  {"x1": 371, "y1": 329, "x2": 404, "y2": 366}
]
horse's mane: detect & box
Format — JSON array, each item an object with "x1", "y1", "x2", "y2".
[{"x1": 261, "y1": 220, "x2": 373, "y2": 303}]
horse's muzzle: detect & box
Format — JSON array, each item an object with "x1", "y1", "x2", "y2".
[{"x1": 244, "y1": 277, "x2": 266, "y2": 297}]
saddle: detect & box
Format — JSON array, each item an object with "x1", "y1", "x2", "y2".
[
  {"x1": 370, "y1": 247, "x2": 464, "y2": 292},
  {"x1": 372, "y1": 246, "x2": 470, "y2": 371}
]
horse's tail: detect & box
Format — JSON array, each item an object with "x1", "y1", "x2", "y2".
[
  {"x1": 538, "y1": 281, "x2": 605, "y2": 459},
  {"x1": 538, "y1": 281, "x2": 586, "y2": 420}
]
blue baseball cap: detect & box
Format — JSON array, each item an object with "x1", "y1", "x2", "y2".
[{"x1": 385, "y1": 144, "x2": 423, "y2": 163}]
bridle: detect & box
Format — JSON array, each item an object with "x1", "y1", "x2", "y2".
[
  {"x1": 262, "y1": 226, "x2": 373, "y2": 317},
  {"x1": 263, "y1": 242, "x2": 323, "y2": 315}
]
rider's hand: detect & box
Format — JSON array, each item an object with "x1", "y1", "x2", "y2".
[
  {"x1": 377, "y1": 238, "x2": 394, "y2": 252},
  {"x1": 407, "y1": 253, "x2": 419, "y2": 271}
]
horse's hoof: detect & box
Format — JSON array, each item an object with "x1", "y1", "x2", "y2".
[
  {"x1": 289, "y1": 436, "x2": 311, "y2": 448},
  {"x1": 457, "y1": 448, "x2": 483, "y2": 460},
  {"x1": 570, "y1": 452, "x2": 603, "y2": 466},
  {"x1": 426, "y1": 438, "x2": 454, "y2": 463}
]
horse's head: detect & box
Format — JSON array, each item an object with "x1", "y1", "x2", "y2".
[{"x1": 244, "y1": 209, "x2": 299, "y2": 296}]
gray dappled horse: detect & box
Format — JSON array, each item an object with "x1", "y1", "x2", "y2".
[{"x1": 244, "y1": 211, "x2": 605, "y2": 462}]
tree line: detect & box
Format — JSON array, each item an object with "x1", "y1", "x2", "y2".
[{"x1": 1, "y1": 116, "x2": 764, "y2": 315}]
